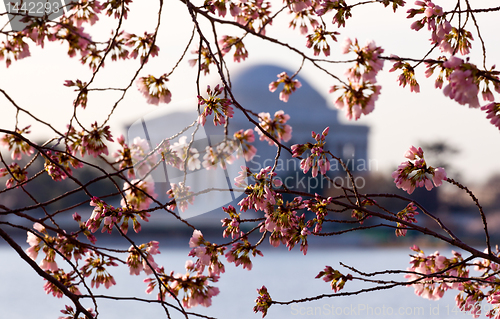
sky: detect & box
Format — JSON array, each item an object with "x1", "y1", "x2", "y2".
[{"x1": 0, "y1": 0, "x2": 499, "y2": 184}]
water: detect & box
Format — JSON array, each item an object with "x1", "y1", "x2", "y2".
[{"x1": 0, "y1": 243, "x2": 484, "y2": 319}]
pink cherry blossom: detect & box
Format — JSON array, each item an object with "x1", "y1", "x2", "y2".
[
  {"x1": 392, "y1": 146, "x2": 447, "y2": 194},
  {"x1": 136, "y1": 74, "x2": 172, "y2": 105},
  {"x1": 255, "y1": 111, "x2": 292, "y2": 145},
  {"x1": 268, "y1": 72, "x2": 302, "y2": 102},
  {"x1": 481, "y1": 102, "x2": 500, "y2": 130}
]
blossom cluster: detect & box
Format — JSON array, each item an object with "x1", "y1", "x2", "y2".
[
  {"x1": 316, "y1": 266, "x2": 352, "y2": 292},
  {"x1": 0, "y1": 125, "x2": 34, "y2": 160},
  {"x1": 120, "y1": 176, "x2": 157, "y2": 212},
  {"x1": 262, "y1": 196, "x2": 310, "y2": 254},
  {"x1": 395, "y1": 202, "x2": 419, "y2": 237},
  {"x1": 221, "y1": 205, "x2": 242, "y2": 239},
  {"x1": 255, "y1": 110, "x2": 292, "y2": 145},
  {"x1": 405, "y1": 246, "x2": 467, "y2": 301},
  {"x1": 123, "y1": 31, "x2": 160, "y2": 63},
  {"x1": 205, "y1": 0, "x2": 272, "y2": 35},
  {"x1": 404, "y1": 244, "x2": 500, "y2": 317},
  {"x1": 315, "y1": 0, "x2": 352, "y2": 27},
  {"x1": 126, "y1": 241, "x2": 161, "y2": 276},
  {"x1": 144, "y1": 261, "x2": 220, "y2": 308},
  {"x1": 43, "y1": 151, "x2": 83, "y2": 181},
  {"x1": 331, "y1": 38, "x2": 384, "y2": 120},
  {"x1": 233, "y1": 129, "x2": 257, "y2": 161},
  {"x1": 218, "y1": 35, "x2": 249, "y2": 62},
  {"x1": 188, "y1": 230, "x2": 226, "y2": 277},
  {"x1": 482, "y1": 103, "x2": 500, "y2": 130},
  {"x1": 64, "y1": 79, "x2": 88, "y2": 109},
  {"x1": 80, "y1": 253, "x2": 118, "y2": 289},
  {"x1": 235, "y1": 166, "x2": 281, "y2": 212},
  {"x1": 289, "y1": 7, "x2": 319, "y2": 35},
  {"x1": 392, "y1": 145, "x2": 447, "y2": 194},
  {"x1": 136, "y1": 74, "x2": 172, "y2": 105},
  {"x1": 0, "y1": 162, "x2": 28, "y2": 188},
  {"x1": 58, "y1": 305, "x2": 95, "y2": 319},
  {"x1": 389, "y1": 56, "x2": 420, "y2": 93},
  {"x1": 305, "y1": 25, "x2": 339, "y2": 57},
  {"x1": 407, "y1": 0, "x2": 472, "y2": 56},
  {"x1": 202, "y1": 141, "x2": 236, "y2": 170},
  {"x1": 86, "y1": 196, "x2": 151, "y2": 234},
  {"x1": 253, "y1": 285, "x2": 272, "y2": 317},
  {"x1": 425, "y1": 56, "x2": 500, "y2": 113},
  {"x1": 114, "y1": 135, "x2": 158, "y2": 179},
  {"x1": 188, "y1": 46, "x2": 216, "y2": 75},
  {"x1": 67, "y1": 122, "x2": 114, "y2": 158},
  {"x1": 303, "y1": 195, "x2": 332, "y2": 233},
  {"x1": 292, "y1": 127, "x2": 330, "y2": 177},
  {"x1": 441, "y1": 57, "x2": 481, "y2": 108},
  {"x1": 268, "y1": 72, "x2": 302, "y2": 102},
  {"x1": 24, "y1": 221, "x2": 120, "y2": 298},
  {"x1": 172, "y1": 136, "x2": 201, "y2": 171},
  {"x1": 198, "y1": 85, "x2": 234, "y2": 126},
  {"x1": 225, "y1": 238, "x2": 263, "y2": 270},
  {"x1": 167, "y1": 182, "x2": 195, "y2": 213}
]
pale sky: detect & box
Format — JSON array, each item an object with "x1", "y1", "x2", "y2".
[{"x1": 0, "y1": 0, "x2": 499, "y2": 184}]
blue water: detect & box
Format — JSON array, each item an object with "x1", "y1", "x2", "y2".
[{"x1": 0, "y1": 243, "x2": 484, "y2": 319}]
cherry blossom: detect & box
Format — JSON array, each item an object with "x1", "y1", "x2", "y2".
[
  {"x1": 67, "y1": 0, "x2": 103, "y2": 27},
  {"x1": 77, "y1": 122, "x2": 114, "y2": 157},
  {"x1": 124, "y1": 32, "x2": 159, "y2": 63},
  {"x1": 481, "y1": 102, "x2": 500, "y2": 130},
  {"x1": 236, "y1": 166, "x2": 281, "y2": 212},
  {"x1": 188, "y1": 46, "x2": 215, "y2": 75},
  {"x1": 80, "y1": 253, "x2": 118, "y2": 289},
  {"x1": 198, "y1": 85, "x2": 234, "y2": 126},
  {"x1": 44, "y1": 269, "x2": 81, "y2": 298},
  {"x1": 0, "y1": 162, "x2": 28, "y2": 188},
  {"x1": 202, "y1": 142, "x2": 236, "y2": 170},
  {"x1": 172, "y1": 136, "x2": 201, "y2": 171},
  {"x1": 121, "y1": 176, "x2": 157, "y2": 211},
  {"x1": 442, "y1": 57, "x2": 480, "y2": 108},
  {"x1": 292, "y1": 127, "x2": 330, "y2": 177},
  {"x1": 225, "y1": 238, "x2": 263, "y2": 270},
  {"x1": 269, "y1": 72, "x2": 302, "y2": 102},
  {"x1": 253, "y1": 286, "x2": 272, "y2": 317},
  {"x1": 392, "y1": 145, "x2": 447, "y2": 194},
  {"x1": 167, "y1": 182, "x2": 195, "y2": 213},
  {"x1": 316, "y1": 0, "x2": 352, "y2": 27},
  {"x1": 233, "y1": 129, "x2": 257, "y2": 161},
  {"x1": 218, "y1": 35, "x2": 248, "y2": 62},
  {"x1": 405, "y1": 247, "x2": 469, "y2": 302},
  {"x1": 316, "y1": 266, "x2": 352, "y2": 292},
  {"x1": 306, "y1": 26, "x2": 339, "y2": 56},
  {"x1": 331, "y1": 81, "x2": 381, "y2": 120},
  {"x1": 0, "y1": 126, "x2": 34, "y2": 160},
  {"x1": 255, "y1": 110, "x2": 292, "y2": 145},
  {"x1": 86, "y1": 197, "x2": 151, "y2": 234},
  {"x1": 342, "y1": 38, "x2": 384, "y2": 83},
  {"x1": 43, "y1": 151, "x2": 83, "y2": 181},
  {"x1": 389, "y1": 56, "x2": 420, "y2": 93},
  {"x1": 136, "y1": 74, "x2": 172, "y2": 105},
  {"x1": 0, "y1": 35, "x2": 31, "y2": 68},
  {"x1": 126, "y1": 241, "x2": 161, "y2": 276},
  {"x1": 289, "y1": 8, "x2": 319, "y2": 35},
  {"x1": 395, "y1": 202, "x2": 419, "y2": 237},
  {"x1": 221, "y1": 206, "x2": 242, "y2": 239}
]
